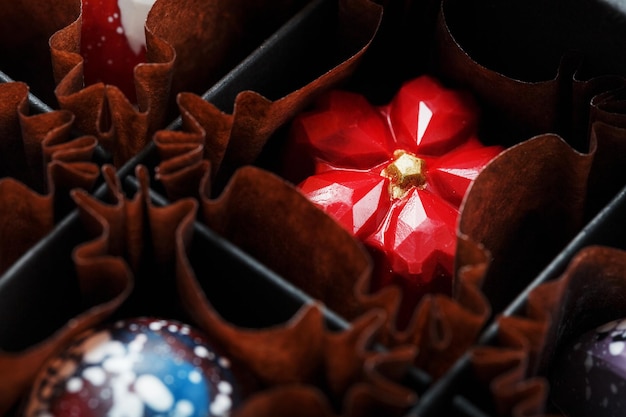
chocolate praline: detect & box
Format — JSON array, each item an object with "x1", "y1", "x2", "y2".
[
  {"x1": 24, "y1": 317, "x2": 241, "y2": 417},
  {"x1": 550, "y1": 318, "x2": 626, "y2": 416}
]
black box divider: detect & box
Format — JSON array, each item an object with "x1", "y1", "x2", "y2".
[
  {"x1": 0, "y1": 210, "x2": 88, "y2": 352},
  {"x1": 451, "y1": 396, "x2": 492, "y2": 417},
  {"x1": 409, "y1": 181, "x2": 626, "y2": 417},
  {"x1": 0, "y1": 69, "x2": 52, "y2": 116}
]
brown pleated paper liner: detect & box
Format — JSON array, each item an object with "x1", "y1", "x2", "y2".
[
  {"x1": 0, "y1": 164, "x2": 418, "y2": 416},
  {"x1": 456, "y1": 134, "x2": 594, "y2": 315},
  {"x1": 467, "y1": 246, "x2": 626, "y2": 417},
  {"x1": 453, "y1": 135, "x2": 592, "y2": 416},
  {"x1": 153, "y1": 0, "x2": 383, "y2": 190},
  {"x1": 50, "y1": 0, "x2": 315, "y2": 167},
  {"x1": 0, "y1": 81, "x2": 99, "y2": 275}
]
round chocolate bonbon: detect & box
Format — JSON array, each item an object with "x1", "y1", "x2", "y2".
[
  {"x1": 551, "y1": 317, "x2": 626, "y2": 416},
  {"x1": 25, "y1": 317, "x2": 240, "y2": 417}
]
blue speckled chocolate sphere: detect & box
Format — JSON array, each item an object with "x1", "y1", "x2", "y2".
[
  {"x1": 551, "y1": 318, "x2": 626, "y2": 417},
  {"x1": 25, "y1": 318, "x2": 240, "y2": 417}
]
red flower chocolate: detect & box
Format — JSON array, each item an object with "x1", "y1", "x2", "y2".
[
  {"x1": 289, "y1": 75, "x2": 503, "y2": 325},
  {"x1": 81, "y1": 0, "x2": 156, "y2": 101}
]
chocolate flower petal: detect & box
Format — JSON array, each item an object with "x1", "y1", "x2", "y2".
[
  {"x1": 22, "y1": 105, "x2": 98, "y2": 200},
  {"x1": 220, "y1": 0, "x2": 382, "y2": 173},
  {"x1": 72, "y1": 165, "x2": 146, "y2": 269},
  {"x1": 50, "y1": 14, "x2": 108, "y2": 133},
  {"x1": 291, "y1": 90, "x2": 394, "y2": 170},
  {"x1": 388, "y1": 75, "x2": 480, "y2": 156},
  {"x1": 366, "y1": 189, "x2": 457, "y2": 280},
  {"x1": 20, "y1": 98, "x2": 99, "y2": 212},
  {"x1": 427, "y1": 138, "x2": 504, "y2": 207},
  {"x1": 324, "y1": 311, "x2": 416, "y2": 402},
  {"x1": 471, "y1": 316, "x2": 552, "y2": 416},
  {"x1": 299, "y1": 169, "x2": 390, "y2": 239}
]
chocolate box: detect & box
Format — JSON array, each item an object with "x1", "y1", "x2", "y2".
[{"x1": 2, "y1": 0, "x2": 626, "y2": 416}]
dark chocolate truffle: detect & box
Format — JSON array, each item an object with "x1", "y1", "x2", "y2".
[{"x1": 551, "y1": 318, "x2": 626, "y2": 416}]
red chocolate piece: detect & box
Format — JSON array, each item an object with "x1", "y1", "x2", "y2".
[
  {"x1": 551, "y1": 318, "x2": 626, "y2": 417},
  {"x1": 81, "y1": 0, "x2": 155, "y2": 101},
  {"x1": 291, "y1": 76, "x2": 503, "y2": 325}
]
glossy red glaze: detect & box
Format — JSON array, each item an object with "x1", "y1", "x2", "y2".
[
  {"x1": 81, "y1": 0, "x2": 148, "y2": 102},
  {"x1": 388, "y1": 76, "x2": 480, "y2": 156},
  {"x1": 291, "y1": 75, "x2": 503, "y2": 327},
  {"x1": 291, "y1": 92, "x2": 393, "y2": 170},
  {"x1": 299, "y1": 168, "x2": 391, "y2": 239}
]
